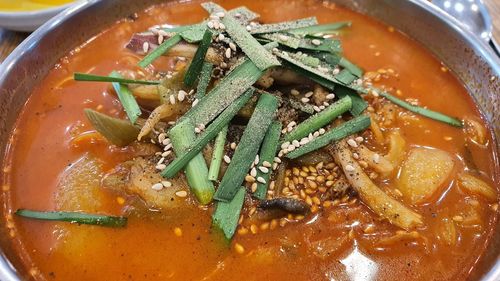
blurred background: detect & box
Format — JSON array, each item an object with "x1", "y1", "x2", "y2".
[{"x1": 0, "y1": 0, "x2": 498, "y2": 62}]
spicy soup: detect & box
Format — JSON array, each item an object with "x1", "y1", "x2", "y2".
[{"x1": 1, "y1": 0, "x2": 499, "y2": 280}]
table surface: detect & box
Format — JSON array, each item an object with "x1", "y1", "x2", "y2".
[{"x1": 0, "y1": 0, "x2": 498, "y2": 63}]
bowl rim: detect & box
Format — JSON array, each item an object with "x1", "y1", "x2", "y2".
[
  {"x1": 0, "y1": 1, "x2": 77, "y2": 17},
  {"x1": 0, "y1": 0, "x2": 498, "y2": 280}
]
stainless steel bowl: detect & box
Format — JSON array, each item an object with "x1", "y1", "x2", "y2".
[{"x1": 0, "y1": 0, "x2": 498, "y2": 280}]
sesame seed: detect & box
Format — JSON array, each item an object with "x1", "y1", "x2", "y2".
[
  {"x1": 326, "y1": 93, "x2": 335, "y2": 100},
  {"x1": 225, "y1": 48, "x2": 232, "y2": 59},
  {"x1": 162, "y1": 181, "x2": 172, "y2": 187},
  {"x1": 273, "y1": 162, "x2": 279, "y2": 170},
  {"x1": 355, "y1": 136, "x2": 364, "y2": 143},
  {"x1": 229, "y1": 42, "x2": 237, "y2": 51},
  {"x1": 246, "y1": 25, "x2": 252, "y2": 31},
  {"x1": 156, "y1": 164, "x2": 166, "y2": 170},
  {"x1": 207, "y1": 21, "x2": 214, "y2": 29},
  {"x1": 319, "y1": 105, "x2": 325, "y2": 110},
  {"x1": 347, "y1": 139, "x2": 358, "y2": 148},
  {"x1": 175, "y1": 190, "x2": 188, "y2": 197},
  {"x1": 292, "y1": 140, "x2": 300, "y2": 147},
  {"x1": 213, "y1": 21, "x2": 220, "y2": 29},
  {"x1": 177, "y1": 90, "x2": 186, "y2": 101},
  {"x1": 311, "y1": 39, "x2": 321, "y2": 46},
  {"x1": 230, "y1": 142, "x2": 237, "y2": 150},
  {"x1": 305, "y1": 91, "x2": 314, "y2": 98},
  {"x1": 234, "y1": 243, "x2": 245, "y2": 254},
  {"x1": 345, "y1": 164, "x2": 355, "y2": 172},
  {"x1": 157, "y1": 157, "x2": 165, "y2": 165},
  {"x1": 254, "y1": 155, "x2": 260, "y2": 165},
  {"x1": 301, "y1": 97, "x2": 310, "y2": 103},
  {"x1": 251, "y1": 183, "x2": 258, "y2": 193},
  {"x1": 319, "y1": 128, "x2": 326, "y2": 134},
  {"x1": 218, "y1": 33, "x2": 225, "y2": 40},
  {"x1": 223, "y1": 155, "x2": 231, "y2": 164},
  {"x1": 158, "y1": 133, "x2": 166, "y2": 143},
  {"x1": 198, "y1": 123, "x2": 205, "y2": 131},
  {"x1": 151, "y1": 183, "x2": 164, "y2": 191},
  {"x1": 274, "y1": 157, "x2": 282, "y2": 163},
  {"x1": 300, "y1": 138, "x2": 309, "y2": 145},
  {"x1": 262, "y1": 161, "x2": 272, "y2": 168},
  {"x1": 257, "y1": 177, "x2": 266, "y2": 184},
  {"x1": 373, "y1": 153, "x2": 380, "y2": 164},
  {"x1": 215, "y1": 11, "x2": 225, "y2": 18},
  {"x1": 258, "y1": 166, "x2": 269, "y2": 173},
  {"x1": 352, "y1": 152, "x2": 360, "y2": 159},
  {"x1": 290, "y1": 89, "x2": 300, "y2": 96},
  {"x1": 245, "y1": 175, "x2": 256, "y2": 183},
  {"x1": 158, "y1": 34, "x2": 164, "y2": 45},
  {"x1": 164, "y1": 143, "x2": 172, "y2": 150},
  {"x1": 142, "y1": 42, "x2": 149, "y2": 53},
  {"x1": 169, "y1": 95, "x2": 176, "y2": 104},
  {"x1": 287, "y1": 121, "x2": 296, "y2": 128},
  {"x1": 192, "y1": 99, "x2": 199, "y2": 107},
  {"x1": 194, "y1": 127, "x2": 201, "y2": 133},
  {"x1": 250, "y1": 167, "x2": 257, "y2": 177},
  {"x1": 313, "y1": 106, "x2": 321, "y2": 112},
  {"x1": 313, "y1": 131, "x2": 320, "y2": 138}
]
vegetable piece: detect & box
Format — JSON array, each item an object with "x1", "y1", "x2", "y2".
[
  {"x1": 298, "y1": 38, "x2": 342, "y2": 53},
  {"x1": 212, "y1": 186, "x2": 246, "y2": 239},
  {"x1": 329, "y1": 140, "x2": 423, "y2": 230},
  {"x1": 137, "y1": 103, "x2": 178, "y2": 141},
  {"x1": 84, "y1": 109, "x2": 139, "y2": 146},
  {"x1": 201, "y1": 2, "x2": 280, "y2": 70},
  {"x1": 15, "y1": 209, "x2": 127, "y2": 227},
  {"x1": 458, "y1": 173, "x2": 497, "y2": 202},
  {"x1": 334, "y1": 69, "x2": 357, "y2": 85},
  {"x1": 169, "y1": 119, "x2": 215, "y2": 204},
  {"x1": 138, "y1": 34, "x2": 182, "y2": 68},
  {"x1": 254, "y1": 121, "x2": 283, "y2": 199},
  {"x1": 378, "y1": 91, "x2": 463, "y2": 127},
  {"x1": 282, "y1": 96, "x2": 352, "y2": 143},
  {"x1": 195, "y1": 62, "x2": 213, "y2": 99},
  {"x1": 208, "y1": 125, "x2": 228, "y2": 181},
  {"x1": 214, "y1": 93, "x2": 279, "y2": 202},
  {"x1": 180, "y1": 54, "x2": 265, "y2": 127},
  {"x1": 162, "y1": 90, "x2": 254, "y2": 178},
  {"x1": 398, "y1": 147, "x2": 455, "y2": 204},
  {"x1": 249, "y1": 17, "x2": 318, "y2": 34},
  {"x1": 286, "y1": 115, "x2": 371, "y2": 159},
  {"x1": 385, "y1": 130, "x2": 406, "y2": 166},
  {"x1": 356, "y1": 145, "x2": 394, "y2": 177},
  {"x1": 289, "y1": 22, "x2": 351, "y2": 35},
  {"x1": 179, "y1": 23, "x2": 207, "y2": 43},
  {"x1": 335, "y1": 85, "x2": 367, "y2": 116},
  {"x1": 258, "y1": 33, "x2": 301, "y2": 49},
  {"x1": 109, "y1": 71, "x2": 142, "y2": 123},
  {"x1": 339, "y1": 57, "x2": 363, "y2": 77},
  {"x1": 74, "y1": 73, "x2": 160, "y2": 85},
  {"x1": 184, "y1": 29, "x2": 213, "y2": 86}
]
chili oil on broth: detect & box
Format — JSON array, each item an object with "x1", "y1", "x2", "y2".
[{"x1": 1, "y1": 0, "x2": 498, "y2": 280}]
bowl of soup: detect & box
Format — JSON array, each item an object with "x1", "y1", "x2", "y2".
[{"x1": 0, "y1": 0, "x2": 498, "y2": 280}]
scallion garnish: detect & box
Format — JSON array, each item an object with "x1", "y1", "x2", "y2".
[
  {"x1": 254, "y1": 121, "x2": 282, "y2": 200},
  {"x1": 289, "y1": 21, "x2": 351, "y2": 35},
  {"x1": 286, "y1": 115, "x2": 371, "y2": 159},
  {"x1": 109, "y1": 71, "x2": 142, "y2": 124},
  {"x1": 208, "y1": 125, "x2": 228, "y2": 181},
  {"x1": 212, "y1": 186, "x2": 246, "y2": 239},
  {"x1": 15, "y1": 209, "x2": 127, "y2": 227},
  {"x1": 282, "y1": 96, "x2": 352, "y2": 143},
  {"x1": 335, "y1": 86, "x2": 368, "y2": 116},
  {"x1": 195, "y1": 62, "x2": 213, "y2": 99},
  {"x1": 138, "y1": 33, "x2": 182, "y2": 68},
  {"x1": 169, "y1": 119, "x2": 215, "y2": 204},
  {"x1": 214, "y1": 93, "x2": 279, "y2": 202},
  {"x1": 248, "y1": 17, "x2": 318, "y2": 34},
  {"x1": 74, "y1": 73, "x2": 160, "y2": 85},
  {"x1": 184, "y1": 29, "x2": 213, "y2": 87},
  {"x1": 84, "y1": 109, "x2": 140, "y2": 147}
]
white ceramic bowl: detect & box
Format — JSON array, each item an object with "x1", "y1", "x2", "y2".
[{"x1": 0, "y1": 1, "x2": 83, "y2": 32}]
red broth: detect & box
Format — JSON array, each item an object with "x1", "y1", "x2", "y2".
[{"x1": 1, "y1": 0, "x2": 498, "y2": 280}]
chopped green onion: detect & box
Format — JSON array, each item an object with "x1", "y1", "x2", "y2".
[
  {"x1": 249, "y1": 17, "x2": 318, "y2": 34},
  {"x1": 138, "y1": 34, "x2": 182, "y2": 68},
  {"x1": 169, "y1": 120, "x2": 215, "y2": 204},
  {"x1": 339, "y1": 57, "x2": 363, "y2": 77},
  {"x1": 334, "y1": 69, "x2": 357, "y2": 85},
  {"x1": 212, "y1": 186, "x2": 246, "y2": 239},
  {"x1": 208, "y1": 125, "x2": 228, "y2": 181},
  {"x1": 335, "y1": 86, "x2": 367, "y2": 116},
  {"x1": 299, "y1": 37, "x2": 342, "y2": 53},
  {"x1": 162, "y1": 89, "x2": 253, "y2": 178},
  {"x1": 290, "y1": 22, "x2": 351, "y2": 35},
  {"x1": 286, "y1": 115, "x2": 371, "y2": 159},
  {"x1": 15, "y1": 209, "x2": 127, "y2": 227},
  {"x1": 258, "y1": 32, "x2": 301, "y2": 49},
  {"x1": 214, "y1": 93, "x2": 279, "y2": 202},
  {"x1": 84, "y1": 109, "x2": 139, "y2": 147},
  {"x1": 179, "y1": 23, "x2": 207, "y2": 43},
  {"x1": 282, "y1": 96, "x2": 352, "y2": 143},
  {"x1": 311, "y1": 52, "x2": 341, "y2": 66},
  {"x1": 109, "y1": 71, "x2": 142, "y2": 124},
  {"x1": 196, "y1": 62, "x2": 213, "y2": 99},
  {"x1": 180, "y1": 55, "x2": 264, "y2": 127},
  {"x1": 161, "y1": 25, "x2": 194, "y2": 34},
  {"x1": 254, "y1": 121, "x2": 282, "y2": 200},
  {"x1": 184, "y1": 29, "x2": 213, "y2": 87},
  {"x1": 201, "y1": 2, "x2": 280, "y2": 71},
  {"x1": 74, "y1": 73, "x2": 160, "y2": 85},
  {"x1": 378, "y1": 91, "x2": 463, "y2": 127}
]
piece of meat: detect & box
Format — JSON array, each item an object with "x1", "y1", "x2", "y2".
[
  {"x1": 102, "y1": 157, "x2": 188, "y2": 210},
  {"x1": 258, "y1": 198, "x2": 310, "y2": 214}
]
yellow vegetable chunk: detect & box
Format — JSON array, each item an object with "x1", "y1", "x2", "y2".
[
  {"x1": 458, "y1": 173, "x2": 497, "y2": 202},
  {"x1": 398, "y1": 147, "x2": 455, "y2": 204}
]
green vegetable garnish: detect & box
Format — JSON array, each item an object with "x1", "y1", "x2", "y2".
[
  {"x1": 74, "y1": 73, "x2": 160, "y2": 85},
  {"x1": 109, "y1": 71, "x2": 142, "y2": 124},
  {"x1": 15, "y1": 209, "x2": 127, "y2": 227},
  {"x1": 138, "y1": 34, "x2": 182, "y2": 68},
  {"x1": 212, "y1": 187, "x2": 246, "y2": 239},
  {"x1": 208, "y1": 125, "x2": 228, "y2": 181},
  {"x1": 184, "y1": 29, "x2": 213, "y2": 87},
  {"x1": 254, "y1": 121, "x2": 282, "y2": 200},
  {"x1": 84, "y1": 109, "x2": 139, "y2": 147}
]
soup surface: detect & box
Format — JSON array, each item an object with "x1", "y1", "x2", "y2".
[{"x1": 1, "y1": 0, "x2": 499, "y2": 280}]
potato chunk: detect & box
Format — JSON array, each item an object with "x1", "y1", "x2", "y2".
[{"x1": 398, "y1": 147, "x2": 455, "y2": 204}]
